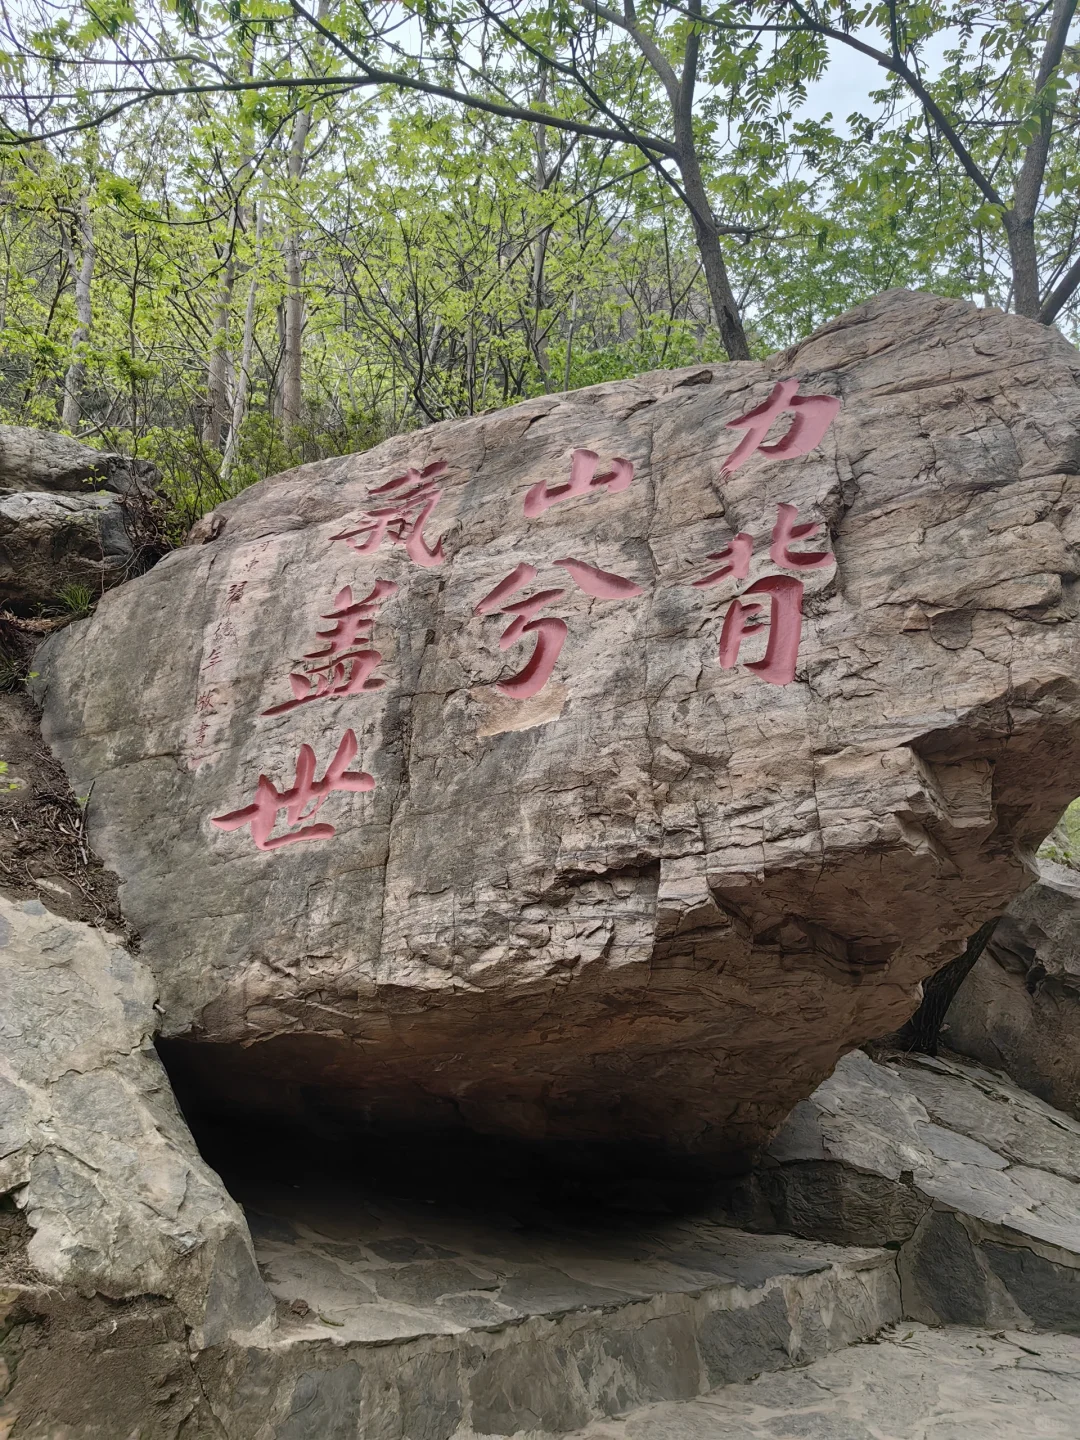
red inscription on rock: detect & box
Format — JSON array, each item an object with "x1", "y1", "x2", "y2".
[
  {"x1": 718, "y1": 575, "x2": 805, "y2": 686},
  {"x1": 476, "y1": 558, "x2": 643, "y2": 699},
  {"x1": 211, "y1": 730, "x2": 374, "y2": 850},
  {"x1": 332, "y1": 462, "x2": 448, "y2": 567},
  {"x1": 524, "y1": 449, "x2": 634, "y2": 518},
  {"x1": 263, "y1": 580, "x2": 398, "y2": 716},
  {"x1": 692, "y1": 533, "x2": 753, "y2": 588},
  {"x1": 693, "y1": 503, "x2": 835, "y2": 686},
  {"x1": 721, "y1": 380, "x2": 839, "y2": 476}
]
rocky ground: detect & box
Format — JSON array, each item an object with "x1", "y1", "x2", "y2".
[{"x1": 570, "y1": 1324, "x2": 1080, "y2": 1439}]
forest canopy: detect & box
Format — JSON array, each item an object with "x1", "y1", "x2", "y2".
[{"x1": 0, "y1": 0, "x2": 1076, "y2": 530}]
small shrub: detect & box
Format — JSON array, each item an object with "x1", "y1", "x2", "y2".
[{"x1": 56, "y1": 582, "x2": 95, "y2": 619}]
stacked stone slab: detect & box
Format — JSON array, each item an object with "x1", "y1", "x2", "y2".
[
  {"x1": 569, "y1": 1326, "x2": 1080, "y2": 1440},
  {"x1": 199, "y1": 1214, "x2": 898, "y2": 1438},
  {"x1": 32, "y1": 290, "x2": 1080, "y2": 1164},
  {"x1": 730, "y1": 1048, "x2": 1080, "y2": 1334}
]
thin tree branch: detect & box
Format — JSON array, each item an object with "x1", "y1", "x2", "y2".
[
  {"x1": 777, "y1": 0, "x2": 1006, "y2": 210},
  {"x1": 288, "y1": 0, "x2": 679, "y2": 155},
  {"x1": 1040, "y1": 249, "x2": 1080, "y2": 322},
  {"x1": 1013, "y1": 0, "x2": 1078, "y2": 223}
]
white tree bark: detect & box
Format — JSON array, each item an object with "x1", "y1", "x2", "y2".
[
  {"x1": 203, "y1": 258, "x2": 236, "y2": 449},
  {"x1": 220, "y1": 197, "x2": 266, "y2": 491},
  {"x1": 60, "y1": 197, "x2": 95, "y2": 434},
  {"x1": 280, "y1": 0, "x2": 331, "y2": 441},
  {"x1": 280, "y1": 108, "x2": 313, "y2": 441}
]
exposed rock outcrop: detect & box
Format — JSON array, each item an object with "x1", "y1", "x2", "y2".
[
  {"x1": 945, "y1": 858, "x2": 1080, "y2": 1117},
  {"x1": 0, "y1": 425, "x2": 156, "y2": 495},
  {"x1": 731, "y1": 1049, "x2": 1080, "y2": 1334},
  {"x1": 0, "y1": 895, "x2": 273, "y2": 1349},
  {"x1": 32, "y1": 289, "x2": 1080, "y2": 1164},
  {"x1": 0, "y1": 424, "x2": 160, "y2": 612},
  {"x1": 198, "y1": 1206, "x2": 898, "y2": 1439},
  {"x1": 570, "y1": 1324, "x2": 1080, "y2": 1440},
  {"x1": 4, "y1": 1154, "x2": 901, "y2": 1439}
]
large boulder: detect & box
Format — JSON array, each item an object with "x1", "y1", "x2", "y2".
[
  {"x1": 32, "y1": 290, "x2": 1080, "y2": 1165},
  {"x1": 944, "y1": 858, "x2": 1080, "y2": 1117},
  {"x1": 0, "y1": 489, "x2": 133, "y2": 612},
  {"x1": 0, "y1": 424, "x2": 155, "y2": 495},
  {"x1": 0, "y1": 894, "x2": 273, "y2": 1349},
  {"x1": 0, "y1": 424, "x2": 160, "y2": 612}
]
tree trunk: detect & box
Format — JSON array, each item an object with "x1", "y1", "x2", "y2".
[
  {"x1": 280, "y1": 0, "x2": 330, "y2": 442},
  {"x1": 221, "y1": 197, "x2": 265, "y2": 491},
  {"x1": 665, "y1": 0, "x2": 750, "y2": 363},
  {"x1": 676, "y1": 146, "x2": 750, "y2": 361},
  {"x1": 203, "y1": 258, "x2": 236, "y2": 448},
  {"x1": 281, "y1": 108, "x2": 312, "y2": 442},
  {"x1": 601, "y1": 0, "x2": 752, "y2": 361},
  {"x1": 60, "y1": 197, "x2": 95, "y2": 434},
  {"x1": 1006, "y1": 0, "x2": 1078, "y2": 320},
  {"x1": 1005, "y1": 213, "x2": 1042, "y2": 319},
  {"x1": 529, "y1": 71, "x2": 554, "y2": 389}
]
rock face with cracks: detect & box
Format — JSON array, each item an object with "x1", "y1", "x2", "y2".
[
  {"x1": 946, "y1": 857, "x2": 1080, "y2": 1117},
  {"x1": 33, "y1": 290, "x2": 1080, "y2": 1164},
  {"x1": 0, "y1": 424, "x2": 159, "y2": 612},
  {"x1": 0, "y1": 894, "x2": 273, "y2": 1348},
  {"x1": 746, "y1": 1048, "x2": 1080, "y2": 1335}
]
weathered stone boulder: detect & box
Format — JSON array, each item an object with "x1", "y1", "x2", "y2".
[
  {"x1": 0, "y1": 424, "x2": 156, "y2": 495},
  {"x1": 733, "y1": 1049, "x2": 1080, "y2": 1334},
  {"x1": 945, "y1": 858, "x2": 1080, "y2": 1117},
  {"x1": 0, "y1": 489, "x2": 132, "y2": 612},
  {"x1": 0, "y1": 894, "x2": 273, "y2": 1348},
  {"x1": 0, "y1": 424, "x2": 159, "y2": 612},
  {"x1": 33, "y1": 289, "x2": 1080, "y2": 1164}
]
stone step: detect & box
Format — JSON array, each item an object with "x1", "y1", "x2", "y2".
[
  {"x1": 567, "y1": 1323, "x2": 1080, "y2": 1440},
  {"x1": 195, "y1": 1185, "x2": 900, "y2": 1437}
]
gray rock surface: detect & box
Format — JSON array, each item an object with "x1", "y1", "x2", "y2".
[
  {"x1": 0, "y1": 894, "x2": 273, "y2": 1347},
  {"x1": 0, "y1": 426, "x2": 117, "y2": 493},
  {"x1": 0, "y1": 425, "x2": 159, "y2": 611},
  {"x1": 34, "y1": 289, "x2": 1080, "y2": 1162},
  {"x1": 199, "y1": 1189, "x2": 899, "y2": 1438},
  {"x1": 734, "y1": 1048, "x2": 1080, "y2": 1332},
  {"x1": 2, "y1": 1145, "x2": 901, "y2": 1437},
  {"x1": 0, "y1": 488, "x2": 135, "y2": 612},
  {"x1": 569, "y1": 1324, "x2": 1080, "y2": 1439},
  {"x1": 945, "y1": 858, "x2": 1080, "y2": 1117}
]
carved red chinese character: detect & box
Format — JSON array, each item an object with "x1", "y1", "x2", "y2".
[
  {"x1": 476, "y1": 557, "x2": 644, "y2": 699},
  {"x1": 332, "y1": 461, "x2": 447, "y2": 566},
  {"x1": 721, "y1": 379, "x2": 839, "y2": 476},
  {"x1": 211, "y1": 730, "x2": 374, "y2": 851},
  {"x1": 692, "y1": 533, "x2": 753, "y2": 588},
  {"x1": 691, "y1": 502, "x2": 835, "y2": 687},
  {"x1": 523, "y1": 449, "x2": 634, "y2": 518},
  {"x1": 718, "y1": 576, "x2": 804, "y2": 686},
  {"x1": 262, "y1": 580, "x2": 398, "y2": 716},
  {"x1": 770, "y1": 502, "x2": 832, "y2": 570}
]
